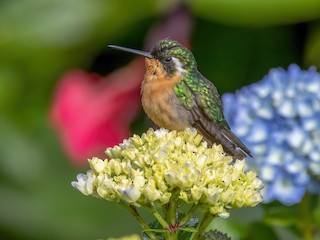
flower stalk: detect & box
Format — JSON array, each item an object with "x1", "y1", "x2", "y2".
[
  {"x1": 179, "y1": 205, "x2": 199, "y2": 227},
  {"x1": 192, "y1": 211, "x2": 214, "y2": 240},
  {"x1": 120, "y1": 203, "x2": 158, "y2": 240},
  {"x1": 150, "y1": 205, "x2": 169, "y2": 229},
  {"x1": 168, "y1": 192, "x2": 178, "y2": 226}
]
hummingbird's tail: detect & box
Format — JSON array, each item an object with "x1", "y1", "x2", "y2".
[
  {"x1": 199, "y1": 126, "x2": 251, "y2": 160},
  {"x1": 220, "y1": 128, "x2": 252, "y2": 159},
  {"x1": 189, "y1": 97, "x2": 252, "y2": 160},
  {"x1": 192, "y1": 114, "x2": 252, "y2": 160}
]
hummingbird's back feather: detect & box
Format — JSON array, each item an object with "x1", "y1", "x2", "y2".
[{"x1": 183, "y1": 71, "x2": 252, "y2": 160}]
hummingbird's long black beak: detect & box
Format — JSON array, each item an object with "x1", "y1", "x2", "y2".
[{"x1": 108, "y1": 45, "x2": 153, "y2": 59}]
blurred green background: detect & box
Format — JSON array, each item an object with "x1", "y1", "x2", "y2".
[{"x1": 0, "y1": 0, "x2": 320, "y2": 239}]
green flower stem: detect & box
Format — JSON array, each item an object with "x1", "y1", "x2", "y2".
[
  {"x1": 179, "y1": 205, "x2": 199, "y2": 227},
  {"x1": 150, "y1": 205, "x2": 177, "y2": 240},
  {"x1": 168, "y1": 197, "x2": 177, "y2": 226},
  {"x1": 120, "y1": 203, "x2": 158, "y2": 240},
  {"x1": 299, "y1": 194, "x2": 314, "y2": 240},
  {"x1": 150, "y1": 205, "x2": 169, "y2": 229},
  {"x1": 191, "y1": 211, "x2": 214, "y2": 240},
  {"x1": 168, "y1": 232, "x2": 178, "y2": 240},
  {"x1": 162, "y1": 205, "x2": 168, "y2": 222}
]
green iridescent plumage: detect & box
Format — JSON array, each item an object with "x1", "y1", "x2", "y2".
[
  {"x1": 184, "y1": 71, "x2": 226, "y2": 123},
  {"x1": 174, "y1": 82, "x2": 194, "y2": 109}
]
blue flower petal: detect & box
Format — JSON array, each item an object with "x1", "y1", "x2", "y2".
[
  {"x1": 222, "y1": 64, "x2": 320, "y2": 205},
  {"x1": 246, "y1": 120, "x2": 269, "y2": 143},
  {"x1": 269, "y1": 175, "x2": 306, "y2": 205}
]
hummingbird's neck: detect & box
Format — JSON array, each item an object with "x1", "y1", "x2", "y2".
[
  {"x1": 144, "y1": 58, "x2": 185, "y2": 84},
  {"x1": 142, "y1": 59, "x2": 182, "y2": 99}
]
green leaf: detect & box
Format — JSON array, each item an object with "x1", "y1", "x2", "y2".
[
  {"x1": 179, "y1": 227, "x2": 198, "y2": 233},
  {"x1": 191, "y1": 0, "x2": 320, "y2": 27},
  {"x1": 246, "y1": 222, "x2": 279, "y2": 240},
  {"x1": 192, "y1": 20, "x2": 300, "y2": 93},
  {"x1": 142, "y1": 219, "x2": 164, "y2": 239},
  {"x1": 264, "y1": 205, "x2": 299, "y2": 227},
  {"x1": 144, "y1": 228, "x2": 167, "y2": 233},
  {"x1": 305, "y1": 22, "x2": 320, "y2": 68},
  {"x1": 313, "y1": 203, "x2": 320, "y2": 228}
]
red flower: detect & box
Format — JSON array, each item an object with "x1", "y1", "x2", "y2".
[{"x1": 50, "y1": 59, "x2": 144, "y2": 165}]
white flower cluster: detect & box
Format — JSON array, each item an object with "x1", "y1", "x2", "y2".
[{"x1": 72, "y1": 128, "x2": 263, "y2": 218}]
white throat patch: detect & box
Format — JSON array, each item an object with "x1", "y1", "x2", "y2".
[{"x1": 172, "y1": 57, "x2": 186, "y2": 75}]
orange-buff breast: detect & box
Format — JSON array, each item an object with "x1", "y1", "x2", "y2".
[{"x1": 141, "y1": 58, "x2": 192, "y2": 130}]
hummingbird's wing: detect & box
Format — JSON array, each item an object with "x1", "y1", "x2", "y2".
[{"x1": 184, "y1": 72, "x2": 252, "y2": 160}]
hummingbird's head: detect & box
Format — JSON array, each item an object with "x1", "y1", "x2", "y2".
[
  {"x1": 108, "y1": 38, "x2": 197, "y2": 78},
  {"x1": 150, "y1": 38, "x2": 197, "y2": 76}
]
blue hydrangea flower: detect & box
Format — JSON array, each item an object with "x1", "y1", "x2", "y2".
[{"x1": 222, "y1": 64, "x2": 320, "y2": 205}]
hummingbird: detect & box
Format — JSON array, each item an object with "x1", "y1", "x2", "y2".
[{"x1": 108, "y1": 39, "x2": 252, "y2": 160}]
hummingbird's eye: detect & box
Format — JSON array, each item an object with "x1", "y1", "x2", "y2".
[{"x1": 163, "y1": 57, "x2": 172, "y2": 63}]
